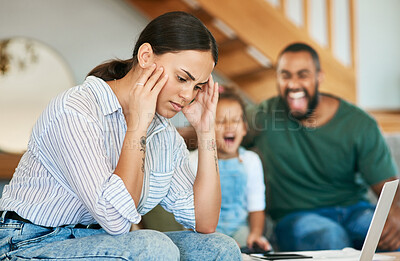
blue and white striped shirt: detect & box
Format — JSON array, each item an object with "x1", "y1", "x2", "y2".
[{"x1": 0, "y1": 76, "x2": 196, "y2": 235}]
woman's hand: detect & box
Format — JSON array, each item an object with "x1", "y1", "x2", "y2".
[
  {"x1": 114, "y1": 64, "x2": 167, "y2": 207},
  {"x1": 182, "y1": 75, "x2": 219, "y2": 135},
  {"x1": 126, "y1": 64, "x2": 168, "y2": 131}
]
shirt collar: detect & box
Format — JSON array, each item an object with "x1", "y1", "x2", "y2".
[
  {"x1": 85, "y1": 76, "x2": 121, "y2": 116},
  {"x1": 147, "y1": 113, "x2": 169, "y2": 142}
]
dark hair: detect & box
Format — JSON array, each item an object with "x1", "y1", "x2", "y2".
[
  {"x1": 218, "y1": 85, "x2": 247, "y2": 122},
  {"x1": 87, "y1": 11, "x2": 218, "y2": 81},
  {"x1": 277, "y1": 42, "x2": 320, "y2": 72}
]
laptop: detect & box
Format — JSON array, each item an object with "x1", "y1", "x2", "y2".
[{"x1": 248, "y1": 179, "x2": 399, "y2": 261}]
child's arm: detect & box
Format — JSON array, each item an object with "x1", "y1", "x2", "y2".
[
  {"x1": 244, "y1": 150, "x2": 271, "y2": 250},
  {"x1": 247, "y1": 210, "x2": 272, "y2": 250}
]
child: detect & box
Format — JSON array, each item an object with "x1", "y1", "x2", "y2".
[{"x1": 189, "y1": 86, "x2": 271, "y2": 251}]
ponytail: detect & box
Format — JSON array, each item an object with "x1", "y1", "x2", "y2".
[{"x1": 87, "y1": 58, "x2": 134, "y2": 81}]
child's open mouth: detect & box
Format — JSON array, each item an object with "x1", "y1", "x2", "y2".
[{"x1": 224, "y1": 135, "x2": 235, "y2": 146}]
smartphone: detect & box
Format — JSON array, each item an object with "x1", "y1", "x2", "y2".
[
  {"x1": 240, "y1": 246, "x2": 273, "y2": 255},
  {"x1": 250, "y1": 253, "x2": 312, "y2": 260}
]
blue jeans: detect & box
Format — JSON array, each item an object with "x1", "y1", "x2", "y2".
[
  {"x1": 0, "y1": 216, "x2": 241, "y2": 260},
  {"x1": 274, "y1": 201, "x2": 374, "y2": 251}
]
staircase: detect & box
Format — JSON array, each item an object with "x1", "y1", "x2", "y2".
[{"x1": 125, "y1": 0, "x2": 357, "y2": 104}]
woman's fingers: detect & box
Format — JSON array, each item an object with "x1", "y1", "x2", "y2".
[
  {"x1": 151, "y1": 74, "x2": 168, "y2": 96},
  {"x1": 203, "y1": 75, "x2": 218, "y2": 105},
  {"x1": 136, "y1": 63, "x2": 157, "y2": 87},
  {"x1": 144, "y1": 66, "x2": 164, "y2": 91},
  {"x1": 132, "y1": 64, "x2": 166, "y2": 98},
  {"x1": 207, "y1": 74, "x2": 214, "y2": 96},
  {"x1": 212, "y1": 81, "x2": 219, "y2": 104}
]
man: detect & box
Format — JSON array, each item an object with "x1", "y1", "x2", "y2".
[{"x1": 245, "y1": 42, "x2": 400, "y2": 251}]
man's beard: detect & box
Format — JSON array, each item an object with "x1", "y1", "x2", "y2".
[{"x1": 282, "y1": 84, "x2": 319, "y2": 121}]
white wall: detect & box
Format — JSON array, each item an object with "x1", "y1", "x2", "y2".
[
  {"x1": 357, "y1": 0, "x2": 400, "y2": 110},
  {"x1": 0, "y1": 0, "x2": 148, "y2": 84}
]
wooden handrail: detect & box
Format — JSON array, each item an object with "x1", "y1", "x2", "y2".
[
  {"x1": 349, "y1": 0, "x2": 357, "y2": 69},
  {"x1": 196, "y1": 0, "x2": 356, "y2": 103},
  {"x1": 327, "y1": 0, "x2": 333, "y2": 51},
  {"x1": 279, "y1": 0, "x2": 286, "y2": 14},
  {"x1": 303, "y1": 0, "x2": 309, "y2": 31}
]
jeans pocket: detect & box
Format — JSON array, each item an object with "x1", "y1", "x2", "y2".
[
  {"x1": 0, "y1": 222, "x2": 23, "y2": 259},
  {"x1": 10, "y1": 223, "x2": 61, "y2": 251}
]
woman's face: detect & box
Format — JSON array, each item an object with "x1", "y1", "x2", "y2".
[{"x1": 153, "y1": 50, "x2": 215, "y2": 118}]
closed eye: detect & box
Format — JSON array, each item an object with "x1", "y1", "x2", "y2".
[
  {"x1": 280, "y1": 72, "x2": 291, "y2": 80},
  {"x1": 298, "y1": 73, "x2": 310, "y2": 79},
  {"x1": 194, "y1": 85, "x2": 202, "y2": 91},
  {"x1": 177, "y1": 75, "x2": 187, "y2": 82}
]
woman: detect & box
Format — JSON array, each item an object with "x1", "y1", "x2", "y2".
[{"x1": 0, "y1": 11, "x2": 241, "y2": 260}]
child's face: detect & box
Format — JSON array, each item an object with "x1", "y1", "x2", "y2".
[{"x1": 215, "y1": 99, "x2": 247, "y2": 159}]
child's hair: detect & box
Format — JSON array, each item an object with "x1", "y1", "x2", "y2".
[{"x1": 218, "y1": 85, "x2": 247, "y2": 122}]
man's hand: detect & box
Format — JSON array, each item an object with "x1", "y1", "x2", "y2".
[
  {"x1": 372, "y1": 177, "x2": 400, "y2": 251},
  {"x1": 379, "y1": 204, "x2": 400, "y2": 250}
]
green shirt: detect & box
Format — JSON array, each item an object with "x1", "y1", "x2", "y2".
[{"x1": 246, "y1": 95, "x2": 397, "y2": 221}]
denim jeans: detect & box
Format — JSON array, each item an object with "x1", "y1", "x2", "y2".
[
  {"x1": 274, "y1": 201, "x2": 375, "y2": 251},
  {"x1": 0, "y1": 215, "x2": 241, "y2": 260}
]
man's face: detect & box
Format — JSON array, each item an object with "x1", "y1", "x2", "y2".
[{"x1": 276, "y1": 51, "x2": 322, "y2": 120}]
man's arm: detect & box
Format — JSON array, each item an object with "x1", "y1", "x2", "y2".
[{"x1": 371, "y1": 177, "x2": 400, "y2": 250}]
